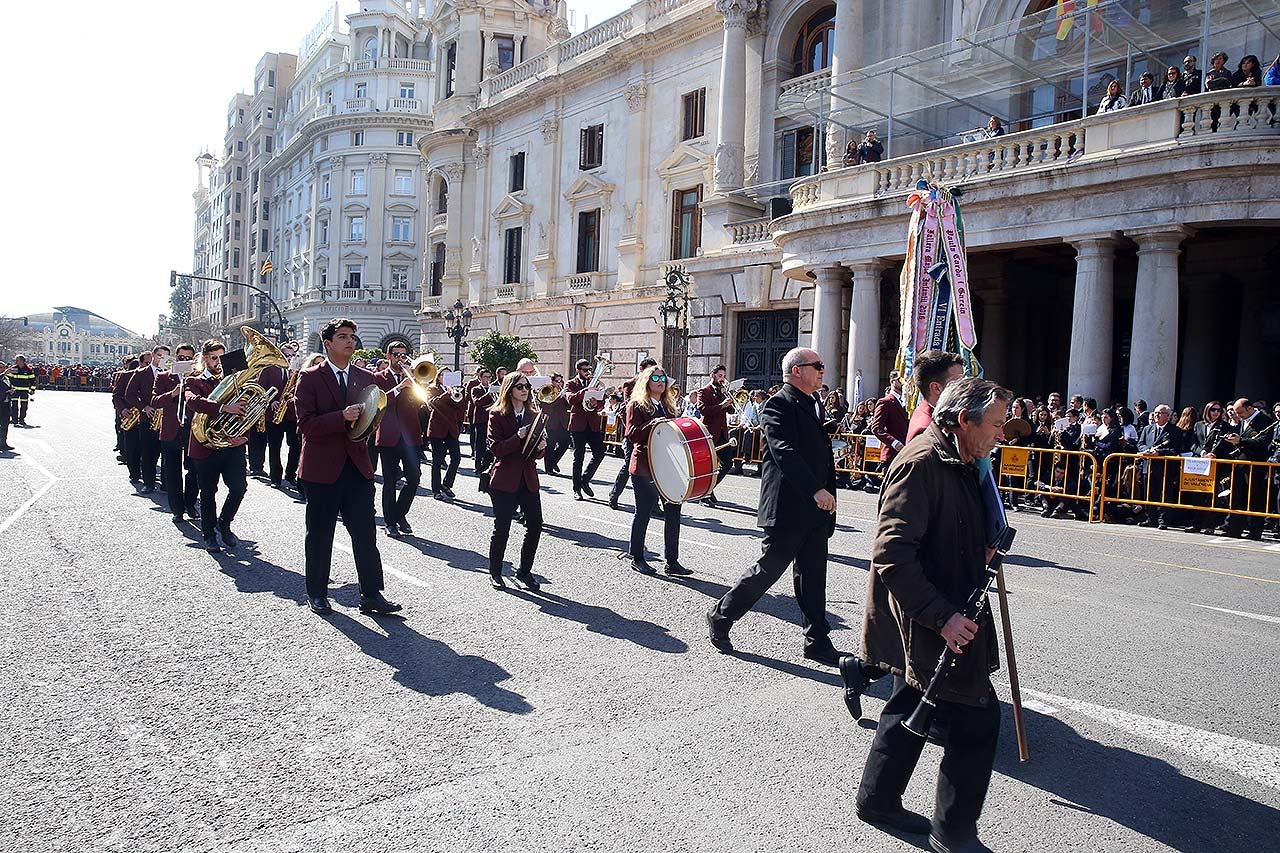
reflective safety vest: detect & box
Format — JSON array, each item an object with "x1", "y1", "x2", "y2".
[{"x1": 8, "y1": 367, "x2": 35, "y2": 397}]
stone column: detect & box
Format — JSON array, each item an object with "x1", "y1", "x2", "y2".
[
  {"x1": 1127, "y1": 226, "x2": 1192, "y2": 407},
  {"x1": 1066, "y1": 235, "x2": 1117, "y2": 405},
  {"x1": 844, "y1": 260, "x2": 882, "y2": 402},
  {"x1": 827, "y1": 0, "x2": 862, "y2": 165},
  {"x1": 811, "y1": 265, "x2": 845, "y2": 393},
  {"x1": 712, "y1": 0, "x2": 758, "y2": 193}
]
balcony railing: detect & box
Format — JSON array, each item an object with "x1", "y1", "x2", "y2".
[
  {"x1": 778, "y1": 68, "x2": 831, "y2": 106},
  {"x1": 339, "y1": 288, "x2": 364, "y2": 301},
  {"x1": 388, "y1": 97, "x2": 422, "y2": 113},
  {"x1": 431, "y1": 212, "x2": 447, "y2": 232},
  {"x1": 351, "y1": 59, "x2": 377, "y2": 72},
  {"x1": 489, "y1": 54, "x2": 549, "y2": 97},
  {"x1": 730, "y1": 217, "x2": 771, "y2": 245},
  {"x1": 344, "y1": 97, "x2": 373, "y2": 113},
  {"x1": 567, "y1": 272, "x2": 598, "y2": 293},
  {"x1": 385, "y1": 288, "x2": 416, "y2": 302},
  {"x1": 316, "y1": 63, "x2": 346, "y2": 83},
  {"x1": 314, "y1": 103, "x2": 336, "y2": 119},
  {"x1": 495, "y1": 284, "x2": 518, "y2": 301},
  {"x1": 385, "y1": 58, "x2": 430, "y2": 72}
]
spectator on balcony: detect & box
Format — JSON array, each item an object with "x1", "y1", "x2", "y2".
[
  {"x1": 1204, "y1": 52, "x2": 1233, "y2": 91},
  {"x1": 1182, "y1": 55, "x2": 1203, "y2": 95},
  {"x1": 1266, "y1": 53, "x2": 1280, "y2": 86},
  {"x1": 984, "y1": 115, "x2": 1005, "y2": 138},
  {"x1": 1233, "y1": 54, "x2": 1262, "y2": 87},
  {"x1": 1129, "y1": 71, "x2": 1158, "y2": 106},
  {"x1": 851, "y1": 130, "x2": 883, "y2": 166},
  {"x1": 1096, "y1": 79, "x2": 1128, "y2": 113},
  {"x1": 1159, "y1": 65, "x2": 1184, "y2": 99}
]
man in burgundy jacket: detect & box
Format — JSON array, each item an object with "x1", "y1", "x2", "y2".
[
  {"x1": 150, "y1": 343, "x2": 200, "y2": 524},
  {"x1": 295, "y1": 318, "x2": 402, "y2": 617},
  {"x1": 184, "y1": 340, "x2": 249, "y2": 553},
  {"x1": 541, "y1": 373, "x2": 571, "y2": 477},
  {"x1": 697, "y1": 364, "x2": 738, "y2": 507},
  {"x1": 425, "y1": 377, "x2": 467, "y2": 501},
  {"x1": 123, "y1": 344, "x2": 171, "y2": 493},
  {"x1": 374, "y1": 342, "x2": 424, "y2": 536},
  {"x1": 564, "y1": 358, "x2": 607, "y2": 500},
  {"x1": 905, "y1": 351, "x2": 964, "y2": 443},
  {"x1": 870, "y1": 370, "x2": 909, "y2": 472}
]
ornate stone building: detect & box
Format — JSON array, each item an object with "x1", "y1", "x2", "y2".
[{"x1": 26, "y1": 308, "x2": 150, "y2": 366}]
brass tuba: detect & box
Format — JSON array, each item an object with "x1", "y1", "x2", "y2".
[
  {"x1": 191, "y1": 327, "x2": 289, "y2": 450},
  {"x1": 581, "y1": 355, "x2": 614, "y2": 413}
]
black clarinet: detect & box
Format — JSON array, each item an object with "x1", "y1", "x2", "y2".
[{"x1": 902, "y1": 526, "x2": 1017, "y2": 738}]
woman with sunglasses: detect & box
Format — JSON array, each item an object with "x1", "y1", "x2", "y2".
[
  {"x1": 625, "y1": 365, "x2": 692, "y2": 576},
  {"x1": 485, "y1": 372, "x2": 547, "y2": 590}
]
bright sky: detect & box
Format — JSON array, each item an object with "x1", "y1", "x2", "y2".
[{"x1": 0, "y1": 0, "x2": 631, "y2": 337}]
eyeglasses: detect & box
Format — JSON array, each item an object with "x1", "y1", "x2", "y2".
[
  {"x1": 512, "y1": 383, "x2": 530, "y2": 390},
  {"x1": 1209, "y1": 407, "x2": 1221, "y2": 412},
  {"x1": 650, "y1": 374, "x2": 668, "y2": 382},
  {"x1": 795, "y1": 361, "x2": 825, "y2": 371}
]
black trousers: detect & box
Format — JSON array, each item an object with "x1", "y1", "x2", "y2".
[
  {"x1": 545, "y1": 427, "x2": 571, "y2": 473},
  {"x1": 122, "y1": 426, "x2": 142, "y2": 480},
  {"x1": 0, "y1": 403, "x2": 9, "y2": 447},
  {"x1": 264, "y1": 419, "x2": 297, "y2": 484},
  {"x1": 10, "y1": 393, "x2": 28, "y2": 422},
  {"x1": 712, "y1": 521, "x2": 832, "y2": 645},
  {"x1": 489, "y1": 482, "x2": 544, "y2": 578},
  {"x1": 160, "y1": 437, "x2": 198, "y2": 517},
  {"x1": 197, "y1": 446, "x2": 247, "y2": 541},
  {"x1": 1226, "y1": 463, "x2": 1269, "y2": 537},
  {"x1": 247, "y1": 425, "x2": 268, "y2": 473},
  {"x1": 713, "y1": 444, "x2": 736, "y2": 489},
  {"x1": 630, "y1": 473, "x2": 681, "y2": 562},
  {"x1": 302, "y1": 459, "x2": 384, "y2": 600},
  {"x1": 571, "y1": 428, "x2": 605, "y2": 490},
  {"x1": 379, "y1": 440, "x2": 422, "y2": 525},
  {"x1": 611, "y1": 438, "x2": 633, "y2": 500},
  {"x1": 473, "y1": 424, "x2": 493, "y2": 473},
  {"x1": 857, "y1": 677, "x2": 1001, "y2": 842},
  {"x1": 430, "y1": 435, "x2": 461, "y2": 492},
  {"x1": 124, "y1": 425, "x2": 160, "y2": 486}
]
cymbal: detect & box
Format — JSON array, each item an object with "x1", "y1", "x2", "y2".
[{"x1": 1003, "y1": 418, "x2": 1032, "y2": 439}]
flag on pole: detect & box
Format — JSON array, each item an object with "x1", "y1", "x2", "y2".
[{"x1": 260, "y1": 258, "x2": 273, "y2": 276}]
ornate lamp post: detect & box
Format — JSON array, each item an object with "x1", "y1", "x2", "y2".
[
  {"x1": 443, "y1": 298, "x2": 473, "y2": 371},
  {"x1": 658, "y1": 268, "x2": 691, "y2": 388}
]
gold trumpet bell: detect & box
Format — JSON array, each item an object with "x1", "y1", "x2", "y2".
[
  {"x1": 408, "y1": 354, "x2": 438, "y2": 386},
  {"x1": 536, "y1": 384, "x2": 561, "y2": 405}
]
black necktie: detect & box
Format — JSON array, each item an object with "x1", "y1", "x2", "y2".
[{"x1": 337, "y1": 370, "x2": 347, "y2": 402}]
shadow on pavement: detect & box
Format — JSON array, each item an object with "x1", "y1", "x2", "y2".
[
  {"x1": 542, "y1": 522, "x2": 628, "y2": 554},
  {"x1": 674, "y1": 574, "x2": 847, "y2": 631},
  {"x1": 1004, "y1": 553, "x2": 1096, "y2": 575},
  {"x1": 396, "y1": 534, "x2": 490, "y2": 574},
  {"x1": 995, "y1": 707, "x2": 1279, "y2": 853},
  {"x1": 507, "y1": 588, "x2": 688, "y2": 654}
]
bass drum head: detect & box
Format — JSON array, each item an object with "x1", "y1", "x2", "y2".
[{"x1": 649, "y1": 420, "x2": 693, "y2": 503}]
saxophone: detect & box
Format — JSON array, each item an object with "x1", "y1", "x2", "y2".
[
  {"x1": 272, "y1": 366, "x2": 301, "y2": 425},
  {"x1": 120, "y1": 408, "x2": 141, "y2": 430},
  {"x1": 191, "y1": 327, "x2": 289, "y2": 450},
  {"x1": 150, "y1": 408, "x2": 164, "y2": 431}
]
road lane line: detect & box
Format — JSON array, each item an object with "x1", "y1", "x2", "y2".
[
  {"x1": 1021, "y1": 699, "x2": 1059, "y2": 716},
  {"x1": 0, "y1": 454, "x2": 59, "y2": 536},
  {"x1": 1189, "y1": 604, "x2": 1280, "y2": 625},
  {"x1": 333, "y1": 540, "x2": 428, "y2": 587},
  {"x1": 1077, "y1": 549, "x2": 1280, "y2": 586},
  {"x1": 578, "y1": 514, "x2": 721, "y2": 550},
  {"x1": 1026, "y1": 688, "x2": 1280, "y2": 791}
]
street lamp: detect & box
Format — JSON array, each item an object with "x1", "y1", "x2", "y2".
[
  {"x1": 658, "y1": 268, "x2": 691, "y2": 389},
  {"x1": 443, "y1": 298, "x2": 472, "y2": 371}
]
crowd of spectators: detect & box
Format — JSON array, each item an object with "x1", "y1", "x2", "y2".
[
  {"x1": 1097, "y1": 50, "x2": 1278, "y2": 112},
  {"x1": 13, "y1": 359, "x2": 122, "y2": 390}
]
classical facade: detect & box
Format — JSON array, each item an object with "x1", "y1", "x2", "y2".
[{"x1": 25, "y1": 308, "x2": 150, "y2": 366}]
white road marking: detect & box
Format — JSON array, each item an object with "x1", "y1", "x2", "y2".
[
  {"x1": 1265, "y1": 544, "x2": 1280, "y2": 553},
  {"x1": 0, "y1": 454, "x2": 59, "y2": 536},
  {"x1": 1190, "y1": 604, "x2": 1280, "y2": 625},
  {"x1": 334, "y1": 541, "x2": 353, "y2": 554},
  {"x1": 19, "y1": 438, "x2": 55, "y2": 455},
  {"x1": 1021, "y1": 698, "x2": 1059, "y2": 716},
  {"x1": 332, "y1": 540, "x2": 427, "y2": 587},
  {"x1": 1026, "y1": 688, "x2": 1280, "y2": 791},
  {"x1": 578, "y1": 514, "x2": 722, "y2": 550}
]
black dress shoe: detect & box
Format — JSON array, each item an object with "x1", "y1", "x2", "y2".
[
  {"x1": 574, "y1": 490, "x2": 584, "y2": 501},
  {"x1": 856, "y1": 803, "x2": 932, "y2": 835},
  {"x1": 838, "y1": 655, "x2": 869, "y2": 721},
  {"x1": 1247, "y1": 531, "x2": 1263, "y2": 541},
  {"x1": 441, "y1": 486, "x2": 456, "y2": 498},
  {"x1": 489, "y1": 575, "x2": 506, "y2": 590},
  {"x1": 309, "y1": 596, "x2": 333, "y2": 616},
  {"x1": 630, "y1": 557, "x2": 657, "y2": 575},
  {"x1": 1157, "y1": 520, "x2": 1169, "y2": 530},
  {"x1": 140, "y1": 485, "x2": 156, "y2": 494},
  {"x1": 359, "y1": 594, "x2": 403, "y2": 615},
  {"x1": 663, "y1": 560, "x2": 693, "y2": 576},
  {"x1": 219, "y1": 526, "x2": 240, "y2": 548},
  {"x1": 384, "y1": 521, "x2": 401, "y2": 537},
  {"x1": 186, "y1": 506, "x2": 200, "y2": 519},
  {"x1": 397, "y1": 519, "x2": 414, "y2": 535},
  {"x1": 608, "y1": 495, "x2": 620, "y2": 510},
  {"x1": 203, "y1": 535, "x2": 222, "y2": 553},
  {"x1": 434, "y1": 491, "x2": 453, "y2": 503},
  {"x1": 706, "y1": 609, "x2": 734, "y2": 654},
  {"x1": 513, "y1": 571, "x2": 540, "y2": 591},
  {"x1": 704, "y1": 493, "x2": 718, "y2": 508},
  {"x1": 580, "y1": 482, "x2": 595, "y2": 498},
  {"x1": 929, "y1": 832, "x2": 994, "y2": 853},
  {"x1": 171, "y1": 514, "x2": 185, "y2": 526},
  {"x1": 803, "y1": 643, "x2": 846, "y2": 668}
]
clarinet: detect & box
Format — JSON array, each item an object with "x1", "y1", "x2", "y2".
[{"x1": 902, "y1": 525, "x2": 1017, "y2": 738}]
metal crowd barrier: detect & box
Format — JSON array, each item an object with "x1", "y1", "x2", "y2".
[
  {"x1": 994, "y1": 445, "x2": 1100, "y2": 521},
  {"x1": 1097, "y1": 452, "x2": 1280, "y2": 526},
  {"x1": 832, "y1": 433, "x2": 885, "y2": 480},
  {"x1": 604, "y1": 418, "x2": 624, "y2": 455},
  {"x1": 34, "y1": 375, "x2": 112, "y2": 392},
  {"x1": 732, "y1": 426, "x2": 766, "y2": 467}
]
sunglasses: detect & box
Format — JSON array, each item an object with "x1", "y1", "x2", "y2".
[
  {"x1": 512, "y1": 383, "x2": 530, "y2": 390},
  {"x1": 1209, "y1": 407, "x2": 1221, "y2": 412},
  {"x1": 796, "y1": 361, "x2": 825, "y2": 371},
  {"x1": 650, "y1": 374, "x2": 668, "y2": 382}
]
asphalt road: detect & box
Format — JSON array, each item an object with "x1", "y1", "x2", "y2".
[{"x1": 2, "y1": 391, "x2": 1278, "y2": 853}]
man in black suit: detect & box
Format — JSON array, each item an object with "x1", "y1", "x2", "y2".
[
  {"x1": 707, "y1": 347, "x2": 846, "y2": 666},
  {"x1": 1221, "y1": 398, "x2": 1275, "y2": 540},
  {"x1": 1129, "y1": 71, "x2": 1158, "y2": 106},
  {"x1": 1137, "y1": 404, "x2": 1187, "y2": 529}
]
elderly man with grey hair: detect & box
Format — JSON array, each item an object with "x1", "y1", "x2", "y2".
[{"x1": 852, "y1": 376, "x2": 1012, "y2": 853}]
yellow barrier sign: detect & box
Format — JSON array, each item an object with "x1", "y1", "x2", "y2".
[
  {"x1": 999, "y1": 446, "x2": 1030, "y2": 478},
  {"x1": 1180, "y1": 457, "x2": 1215, "y2": 494},
  {"x1": 864, "y1": 435, "x2": 882, "y2": 464}
]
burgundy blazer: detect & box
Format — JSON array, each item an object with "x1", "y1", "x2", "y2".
[
  {"x1": 471, "y1": 385, "x2": 496, "y2": 437},
  {"x1": 487, "y1": 409, "x2": 543, "y2": 493},
  {"x1": 698, "y1": 381, "x2": 735, "y2": 443},
  {"x1": 626, "y1": 400, "x2": 674, "y2": 478},
  {"x1": 426, "y1": 392, "x2": 466, "y2": 439},
  {"x1": 150, "y1": 373, "x2": 184, "y2": 442},
  {"x1": 565, "y1": 376, "x2": 606, "y2": 433},
  {"x1": 124, "y1": 366, "x2": 158, "y2": 414},
  {"x1": 871, "y1": 393, "x2": 910, "y2": 464},
  {"x1": 906, "y1": 398, "x2": 933, "y2": 444},
  {"x1": 463, "y1": 378, "x2": 482, "y2": 421},
  {"x1": 111, "y1": 370, "x2": 131, "y2": 414},
  {"x1": 296, "y1": 363, "x2": 397, "y2": 483},
  {"x1": 375, "y1": 386, "x2": 424, "y2": 448},
  {"x1": 542, "y1": 394, "x2": 569, "y2": 432},
  {"x1": 184, "y1": 376, "x2": 226, "y2": 460}
]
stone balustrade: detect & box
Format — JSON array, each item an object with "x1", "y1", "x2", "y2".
[
  {"x1": 489, "y1": 54, "x2": 550, "y2": 97},
  {"x1": 495, "y1": 285, "x2": 518, "y2": 301},
  {"x1": 385, "y1": 58, "x2": 430, "y2": 72},
  {"x1": 314, "y1": 103, "x2": 337, "y2": 119},
  {"x1": 647, "y1": 0, "x2": 697, "y2": 16},
  {"x1": 344, "y1": 97, "x2": 373, "y2": 113},
  {"x1": 567, "y1": 273, "x2": 597, "y2": 293},
  {"x1": 351, "y1": 59, "x2": 377, "y2": 72},
  {"x1": 384, "y1": 289, "x2": 417, "y2": 303},
  {"x1": 339, "y1": 288, "x2": 364, "y2": 301},
  {"x1": 778, "y1": 68, "x2": 831, "y2": 106},
  {"x1": 729, "y1": 217, "x2": 771, "y2": 244},
  {"x1": 388, "y1": 97, "x2": 422, "y2": 113},
  {"x1": 561, "y1": 12, "x2": 633, "y2": 62}
]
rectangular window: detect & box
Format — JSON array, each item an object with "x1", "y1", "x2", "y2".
[
  {"x1": 233, "y1": 248, "x2": 241, "y2": 266},
  {"x1": 235, "y1": 166, "x2": 243, "y2": 181},
  {"x1": 252, "y1": 170, "x2": 259, "y2": 193},
  {"x1": 349, "y1": 216, "x2": 365, "y2": 241},
  {"x1": 346, "y1": 264, "x2": 362, "y2": 288},
  {"x1": 352, "y1": 130, "x2": 364, "y2": 147},
  {"x1": 569, "y1": 333, "x2": 598, "y2": 369},
  {"x1": 250, "y1": 231, "x2": 257, "y2": 251},
  {"x1": 509, "y1": 152, "x2": 525, "y2": 192},
  {"x1": 671, "y1": 185, "x2": 703, "y2": 260},
  {"x1": 234, "y1": 192, "x2": 242, "y2": 213},
  {"x1": 264, "y1": 136, "x2": 273, "y2": 153},
  {"x1": 579, "y1": 124, "x2": 604, "y2": 170},
  {"x1": 444, "y1": 42, "x2": 457, "y2": 97},
  {"x1": 503, "y1": 226, "x2": 523, "y2": 284},
  {"x1": 391, "y1": 216, "x2": 412, "y2": 242},
  {"x1": 576, "y1": 208, "x2": 600, "y2": 274},
  {"x1": 351, "y1": 169, "x2": 366, "y2": 194},
  {"x1": 261, "y1": 199, "x2": 270, "y2": 220},
  {"x1": 233, "y1": 221, "x2": 242, "y2": 240},
  {"x1": 780, "y1": 127, "x2": 818, "y2": 179},
  {"x1": 319, "y1": 219, "x2": 329, "y2": 244},
  {"x1": 390, "y1": 265, "x2": 409, "y2": 289},
  {"x1": 682, "y1": 88, "x2": 706, "y2": 140},
  {"x1": 260, "y1": 229, "x2": 268, "y2": 250},
  {"x1": 394, "y1": 169, "x2": 412, "y2": 194},
  {"x1": 399, "y1": 82, "x2": 415, "y2": 99},
  {"x1": 430, "y1": 242, "x2": 445, "y2": 296},
  {"x1": 321, "y1": 173, "x2": 331, "y2": 198},
  {"x1": 397, "y1": 130, "x2": 414, "y2": 146},
  {"x1": 494, "y1": 35, "x2": 516, "y2": 72},
  {"x1": 355, "y1": 82, "x2": 367, "y2": 99},
  {"x1": 320, "y1": 270, "x2": 328, "y2": 290},
  {"x1": 268, "y1": 69, "x2": 275, "y2": 88}
]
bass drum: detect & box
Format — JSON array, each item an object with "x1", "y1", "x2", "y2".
[{"x1": 648, "y1": 417, "x2": 720, "y2": 504}]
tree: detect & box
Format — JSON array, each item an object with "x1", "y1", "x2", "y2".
[
  {"x1": 468, "y1": 329, "x2": 537, "y2": 373},
  {"x1": 169, "y1": 275, "x2": 192, "y2": 327},
  {"x1": 354, "y1": 347, "x2": 386, "y2": 362}
]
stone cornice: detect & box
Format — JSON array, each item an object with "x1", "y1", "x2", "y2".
[{"x1": 273, "y1": 113, "x2": 436, "y2": 171}]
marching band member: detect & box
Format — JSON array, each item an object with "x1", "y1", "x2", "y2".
[
  {"x1": 697, "y1": 364, "x2": 737, "y2": 508},
  {"x1": 516, "y1": 358, "x2": 540, "y2": 378},
  {"x1": 150, "y1": 343, "x2": 200, "y2": 525},
  {"x1": 609, "y1": 357, "x2": 658, "y2": 510},
  {"x1": 374, "y1": 342, "x2": 424, "y2": 536},
  {"x1": 184, "y1": 340, "x2": 248, "y2": 553},
  {"x1": 470, "y1": 369, "x2": 496, "y2": 491},
  {"x1": 123, "y1": 344, "x2": 171, "y2": 494},
  {"x1": 624, "y1": 365, "x2": 692, "y2": 577},
  {"x1": 425, "y1": 374, "x2": 466, "y2": 502},
  {"x1": 259, "y1": 340, "x2": 297, "y2": 487},
  {"x1": 294, "y1": 318, "x2": 401, "y2": 617},
  {"x1": 464, "y1": 367, "x2": 488, "y2": 460},
  {"x1": 565, "y1": 358, "x2": 607, "y2": 501},
  {"x1": 111, "y1": 356, "x2": 140, "y2": 474},
  {"x1": 486, "y1": 372, "x2": 546, "y2": 591},
  {"x1": 541, "y1": 373, "x2": 570, "y2": 477}
]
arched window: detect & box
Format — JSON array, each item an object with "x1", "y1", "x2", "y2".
[
  {"x1": 364, "y1": 37, "x2": 378, "y2": 61},
  {"x1": 436, "y1": 178, "x2": 449, "y2": 215},
  {"x1": 790, "y1": 6, "x2": 836, "y2": 78}
]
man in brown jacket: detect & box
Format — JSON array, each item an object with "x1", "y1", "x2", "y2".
[{"x1": 852, "y1": 377, "x2": 1011, "y2": 853}]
